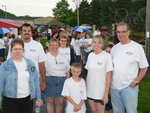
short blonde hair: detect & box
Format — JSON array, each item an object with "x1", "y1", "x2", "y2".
[
  {"x1": 49, "y1": 38, "x2": 59, "y2": 46},
  {"x1": 92, "y1": 35, "x2": 105, "y2": 50},
  {"x1": 71, "y1": 63, "x2": 82, "y2": 71},
  {"x1": 58, "y1": 33, "x2": 70, "y2": 47}
]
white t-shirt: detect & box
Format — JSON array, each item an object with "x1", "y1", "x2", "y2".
[
  {"x1": 14, "y1": 58, "x2": 30, "y2": 98},
  {"x1": 93, "y1": 31, "x2": 101, "y2": 37},
  {"x1": 61, "y1": 77, "x2": 87, "y2": 113},
  {"x1": 7, "y1": 40, "x2": 47, "y2": 73},
  {"x1": 58, "y1": 47, "x2": 70, "y2": 63},
  {"x1": 45, "y1": 52, "x2": 70, "y2": 77},
  {"x1": 3, "y1": 36, "x2": 9, "y2": 48},
  {"x1": 0, "y1": 39, "x2": 5, "y2": 49},
  {"x1": 111, "y1": 41, "x2": 149, "y2": 90},
  {"x1": 83, "y1": 38, "x2": 93, "y2": 52},
  {"x1": 48, "y1": 29, "x2": 52, "y2": 34},
  {"x1": 18, "y1": 35, "x2": 21, "y2": 39},
  {"x1": 71, "y1": 38, "x2": 75, "y2": 46},
  {"x1": 72, "y1": 39, "x2": 81, "y2": 56},
  {"x1": 85, "y1": 51, "x2": 113, "y2": 99},
  {"x1": 8, "y1": 38, "x2": 13, "y2": 46}
]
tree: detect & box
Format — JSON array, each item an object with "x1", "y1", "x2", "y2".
[
  {"x1": 78, "y1": 0, "x2": 90, "y2": 25},
  {"x1": 52, "y1": 0, "x2": 73, "y2": 25},
  {"x1": 0, "y1": 9, "x2": 16, "y2": 16},
  {"x1": 90, "y1": 0, "x2": 100, "y2": 27}
]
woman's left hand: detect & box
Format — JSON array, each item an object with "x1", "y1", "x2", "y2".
[
  {"x1": 102, "y1": 95, "x2": 108, "y2": 105},
  {"x1": 36, "y1": 99, "x2": 43, "y2": 107}
]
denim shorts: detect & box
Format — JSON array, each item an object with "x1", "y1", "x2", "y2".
[
  {"x1": 45, "y1": 76, "x2": 67, "y2": 97},
  {"x1": 0, "y1": 48, "x2": 5, "y2": 57}
]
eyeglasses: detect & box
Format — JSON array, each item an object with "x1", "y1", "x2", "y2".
[
  {"x1": 60, "y1": 40, "x2": 67, "y2": 42},
  {"x1": 55, "y1": 58, "x2": 58, "y2": 64},
  {"x1": 116, "y1": 30, "x2": 128, "y2": 34}
]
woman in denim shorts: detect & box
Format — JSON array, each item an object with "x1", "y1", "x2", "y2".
[{"x1": 44, "y1": 38, "x2": 70, "y2": 113}]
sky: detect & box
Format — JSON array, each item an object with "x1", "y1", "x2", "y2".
[{"x1": 1, "y1": 0, "x2": 92, "y2": 17}]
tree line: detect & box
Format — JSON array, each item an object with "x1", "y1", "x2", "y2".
[{"x1": 53, "y1": 0, "x2": 146, "y2": 28}]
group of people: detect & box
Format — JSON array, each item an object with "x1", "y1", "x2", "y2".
[
  {"x1": 0, "y1": 33, "x2": 16, "y2": 64},
  {"x1": 0, "y1": 22, "x2": 149, "y2": 113}
]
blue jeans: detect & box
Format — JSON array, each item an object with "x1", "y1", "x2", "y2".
[
  {"x1": 75, "y1": 55, "x2": 80, "y2": 63},
  {"x1": 111, "y1": 85, "x2": 139, "y2": 113},
  {"x1": 84, "y1": 51, "x2": 91, "y2": 62}
]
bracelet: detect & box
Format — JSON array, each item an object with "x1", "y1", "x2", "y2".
[{"x1": 105, "y1": 89, "x2": 109, "y2": 91}]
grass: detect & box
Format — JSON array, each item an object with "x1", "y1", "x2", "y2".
[{"x1": 138, "y1": 76, "x2": 150, "y2": 113}]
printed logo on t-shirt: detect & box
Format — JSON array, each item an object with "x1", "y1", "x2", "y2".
[
  {"x1": 80, "y1": 90, "x2": 83, "y2": 94},
  {"x1": 75, "y1": 41, "x2": 79, "y2": 46},
  {"x1": 65, "y1": 53, "x2": 69, "y2": 55},
  {"x1": 126, "y1": 52, "x2": 133, "y2": 55},
  {"x1": 97, "y1": 62, "x2": 103, "y2": 65},
  {"x1": 59, "y1": 62, "x2": 64, "y2": 65},
  {"x1": 30, "y1": 49, "x2": 36, "y2": 52}
]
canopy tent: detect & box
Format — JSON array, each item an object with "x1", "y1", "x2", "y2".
[
  {"x1": 0, "y1": 18, "x2": 23, "y2": 28},
  {"x1": 0, "y1": 18, "x2": 23, "y2": 36},
  {"x1": 47, "y1": 19, "x2": 64, "y2": 25}
]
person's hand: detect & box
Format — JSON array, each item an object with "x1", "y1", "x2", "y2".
[
  {"x1": 129, "y1": 82, "x2": 137, "y2": 88},
  {"x1": 74, "y1": 104, "x2": 81, "y2": 111},
  {"x1": 102, "y1": 95, "x2": 108, "y2": 105},
  {"x1": 36, "y1": 99, "x2": 43, "y2": 107},
  {"x1": 40, "y1": 82, "x2": 46, "y2": 92}
]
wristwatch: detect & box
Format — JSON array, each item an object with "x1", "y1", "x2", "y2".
[{"x1": 134, "y1": 81, "x2": 139, "y2": 85}]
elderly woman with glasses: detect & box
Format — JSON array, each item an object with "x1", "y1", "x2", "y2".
[{"x1": 44, "y1": 38, "x2": 70, "y2": 113}]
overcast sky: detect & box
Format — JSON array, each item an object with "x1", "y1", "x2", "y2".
[{"x1": 1, "y1": 0, "x2": 92, "y2": 17}]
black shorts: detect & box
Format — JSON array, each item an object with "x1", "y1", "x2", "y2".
[{"x1": 87, "y1": 97, "x2": 104, "y2": 105}]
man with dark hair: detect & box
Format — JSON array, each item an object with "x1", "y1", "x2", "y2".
[{"x1": 111, "y1": 22, "x2": 149, "y2": 113}]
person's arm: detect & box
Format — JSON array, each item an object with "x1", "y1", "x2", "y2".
[
  {"x1": 66, "y1": 96, "x2": 81, "y2": 111},
  {"x1": 38, "y1": 62, "x2": 46, "y2": 92},
  {"x1": 66, "y1": 70, "x2": 70, "y2": 78},
  {"x1": 130, "y1": 67, "x2": 148, "y2": 87},
  {"x1": 85, "y1": 74, "x2": 88, "y2": 85},
  {"x1": 102, "y1": 71, "x2": 112, "y2": 105},
  {"x1": 0, "y1": 64, "x2": 4, "y2": 109}
]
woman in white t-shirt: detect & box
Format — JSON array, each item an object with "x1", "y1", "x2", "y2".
[
  {"x1": 83, "y1": 33, "x2": 93, "y2": 63},
  {"x1": 44, "y1": 38, "x2": 70, "y2": 113},
  {"x1": 58, "y1": 33, "x2": 70, "y2": 63},
  {"x1": 0, "y1": 38, "x2": 43, "y2": 113},
  {"x1": 85, "y1": 35, "x2": 113, "y2": 113},
  {"x1": 71, "y1": 32, "x2": 81, "y2": 63}
]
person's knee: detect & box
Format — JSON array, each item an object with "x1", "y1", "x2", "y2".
[{"x1": 47, "y1": 99, "x2": 55, "y2": 106}]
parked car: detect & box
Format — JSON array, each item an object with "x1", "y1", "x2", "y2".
[{"x1": 81, "y1": 24, "x2": 92, "y2": 30}]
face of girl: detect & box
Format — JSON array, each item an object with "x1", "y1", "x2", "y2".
[
  {"x1": 49, "y1": 41, "x2": 59, "y2": 52},
  {"x1": 73, "y1": 31, "x2": 75, "y2": 36},
  {"x1": 11, "y1": 44, "x2": 24, "y2": 60},
  {"x1": 86, "y1": 34, "x2": 90, "y2": 39},
  {"x1": 92, "y1": 38, "x2": 103, "y2": 53},
  {"x1": 59, "y1": 38, "x2": 67, "y2": 48}
]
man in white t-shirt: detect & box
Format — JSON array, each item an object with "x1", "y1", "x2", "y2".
[
  {"x1": 110, "y1": 22, "x2": 149, "y2": 113},
  {"x1": 93, "y1": 28, "x2": 101, "y2": 37},
  {"x1": 47, "y1": 27, "x2": 52, "y2": 40},
  {"x1": 7, "y1": 23, "x2": 47, "y2": 92}
]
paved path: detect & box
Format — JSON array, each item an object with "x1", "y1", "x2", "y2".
[{"x1": 40, "y1": 66, "x2": 92, "y2": 113}]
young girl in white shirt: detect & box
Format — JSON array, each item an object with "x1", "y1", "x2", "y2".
[{"x1": 62, "y1": 63, "x2": 87, "y2": 113}]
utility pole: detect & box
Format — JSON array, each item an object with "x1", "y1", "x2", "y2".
[
  {"x1": 73, "y1": 0, "x2": 79, "y2": 26},
  {"x1": 146, "y1": 0, "x2": 150, "y2": 76}
]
